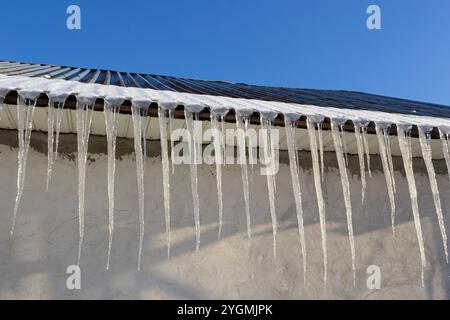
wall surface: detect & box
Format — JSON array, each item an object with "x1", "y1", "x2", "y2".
[{"x1": 0, "y1": 130, "x2": 449, "y2": 299}]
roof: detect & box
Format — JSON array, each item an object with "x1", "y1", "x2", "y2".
[{"x1": 1, "y1": 59, "x2": 449, "y2": 119}]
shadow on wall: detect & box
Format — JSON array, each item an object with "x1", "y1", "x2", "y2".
[{"x1": 0, "y1": 129, "x2": 449, "y2": 299}]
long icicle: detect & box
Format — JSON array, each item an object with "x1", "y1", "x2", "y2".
[
  {"x1": 375, "y1": 124, "x2": 396, "y2": 236},
  {"x1": 362, "y1": 127, "x2": 372, "y2": 178},
  {"x1": 158, "y1": 107, "x2": 172, "y2": 258},
  {"x1": 76, "y1": 102, "x2": 94, "y2": 265},
  {"x1": 397, "y1": 127, "x2": 426, "y2": 286},
  {"x1": 384, "y1": 129, "x2": 396, "y2": 194},
  {"x1": 185, "y1": 110, "x2": 201, "y2": 253},
  {"x1": 441, "y1": 133, "x2": 450, "y2": 184},
  {"x1": 11, "y1": 97, "x2": 36, "y2": 237},
  {"x1": 306, "y1": 117, "x2": 327, "y2": 286},
  {"x1": 104, "y1": 103, "x2": 120, "y2": 269},
  {"x1": 211, "y1": 112, "x2": 225, "y2": 240},
  {"x1": 169, "y1": 109, "x2": 176, "y2": 175},
  {"x1": 236, "y1": 113, "x2": 252, "y2": 239},
  {"x1": 46, "y1": 103, "x2": 56, "y2": 190},
  {"x1": 261, "y1": 117, "x2": 278, "y2": 259},
  {"x1": 285, "y1": 118, "x2": 307, "y2": 283},
  {"x1": 418, "y1": 129, "x2": 448, "y2": 263},
  {"x1": 331, "y1": 123, "x2": 356, "y2": 285},
  {"x1": 354, "y1": 125, "x2": 367, "y2": 203},
  {"x1": 54, "y1": 103, "x2": 64, "y2": 160},
  {"x1": 318, "y1": 123, "x2": 325, "y2": 181},
  {"x1": 131, "y1": 105, "x2": 146, "y2": 271}
]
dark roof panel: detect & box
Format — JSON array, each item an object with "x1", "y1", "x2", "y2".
[{"x1": 1, "y1": 59, "x2": 449, "y2": 119}]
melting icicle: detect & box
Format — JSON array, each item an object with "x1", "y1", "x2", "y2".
[
  {"x1": 185, "y1": 110, "x2": 201, "y2": 252},
  {"x1": 306, "y1": 118, "x2": 327, "y2": 286},
  {"x1": 441, "y1": 133, "x2": 450, "y2": 184},
  {"x1": 331, "y1": 123, "x2": 356, "y2": 285},
  {"x1": 317, "y1": 123, "x2": 325, "y2": 181},
  {"x1": 418, "y1": 129, "x2": 448, "y2": 263},
  {"x1": 384, "y1": 129, "x2": 396, "y2": 193},
  {"x1": 362, "y1": 128, "x2": 372, "y2": 178},
  {"x1": 397, "y1": 128, "x2": 426, "y2": 286},
  {"x1": 131, "y1": 105, "x2": 146, "y2": 271},
  {"x1": 75, "y1": 103, "x2": 94, "y2": 265},
  {"x1": 211, "y1": 112, "x2": 225, "y2": 240},
  {"x1": 340, "y1": 127, "x2": 349, "y2": 165},
  {"x1": 354, "y1": 125, "x2": 366, "y2": 203},
  {"x1": 104, "y1": 104, "x2": 120, "y2": 269},
  {"x1": 158, "y1": 107, "x2": 172, "y2": 258},
  {"x1": 11, "y1": 97, "x2": 36, "y2": 237},
  {"x1": 46, "y1": 103, "x2": 56, "y2": 190},
  {"x1": 260, "y1": 117, "x2": 278, "y2": 259},
  {"x1": 168, "y1": 109, "x2": 176, "y2": 175},
  {"x1": 375, "y1": 125, "x2": 396, "y2": 236},
  {"x1": 236, "y1": 113, "x2": 252, "y2": 239},
  {"x1": 285, "y1": 118, "x2": 307, "y2": 283},
  {"x1": 54, "y1": 103, "x2": 63, "y2": 161}
]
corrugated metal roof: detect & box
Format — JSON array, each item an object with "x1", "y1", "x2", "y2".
[{"x1": 1, "y1": 59, "x2": 449, "y2": 119}]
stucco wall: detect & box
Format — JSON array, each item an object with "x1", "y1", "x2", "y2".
[{"x1": 0, "y1": 130, "x2": 449, "y2": 299}]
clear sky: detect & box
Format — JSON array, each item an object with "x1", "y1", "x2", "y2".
[{"x1": 1, "y1": 0, "x2": 449, "y2": 105}]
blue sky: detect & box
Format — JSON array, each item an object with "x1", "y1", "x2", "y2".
[{"x1": 1, "y1": 0, "x2": 449, "y2": 105}]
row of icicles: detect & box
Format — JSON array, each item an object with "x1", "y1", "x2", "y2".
[{"x1": 4, "y1": 98, "x2": 450, "y2": 287}]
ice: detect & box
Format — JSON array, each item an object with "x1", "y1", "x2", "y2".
[
  {"x1": 285, "y1": 118, "x2": 307, "y2": 283},
  {"x1": 384, "y1": 130, "x2": 396, "y2": 193},
  {"x1": 54, "y1": 103, "x2": 63, "y2": 160},
  {"x1": 131, "y1": 105, "x2": 146, "y2": 271},
  {"x1": 11, "y1": 97, "x2": 36, "y2": 237},
  {"x1": 46, "y1": 104, "x2": 56, "y2": 190},
  {"x1": 397, "y1": 127, "x2": 426, "y2": 286},
  {"x1": 158, "y1": 107, "x2": 172, "y2": 258},
  {"x1": 362, "y1": 128, "x2": 372, "y2": 178},
  {"x1": 236, "y1": 113, "x2": 252, "y2": 239},
  {"x1": 306, "y1": 118, "x2": 328, "y2": 286},
  {"x1": 331, "y1": 123, "x2": 356, "y2": 285},
  {"x1": 375, "y1": 125, "x2": 396, "y2": 235},
  {"x1": 185, "y1": 110, "x2": 201, "y2": 252},
  {"x1": 260, "y1": 117, "x2": 278, "y2": 259},
  {"x1": 354, "y1": 125, "x2": 366, "y2": 203},
  {"x1": 169, "y1": 109, "x2": 175, "y2": 174},
  {"x1": 441, "y1": 133, "x2": 450, "y2": 184},
  {"x1": 418, "y1": 129, "x2": 448, "y2": 263},
  {"x1": 318, "y1": 123, "x2": 325, "y2": 181},
  {"x1": 104, "y1": 104, "x2": 120, "y2": 269},
  {"x1": 75, "y1": 103, "x2": 94, "y2": 265},
  {"x1": 211, "y1": 112, "x2": 225, "y2": 240}
]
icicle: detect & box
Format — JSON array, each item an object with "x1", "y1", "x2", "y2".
[
  {"x1": 397, "y1": 128, "x2": 426, "y2": 286},
  {"x1": 354, "y1": 125, "x2": 366, "y2": 203},
  {"x1": 169, "y1": 109, "x2": 175, "y2": 175},
  {"x1": 46, "y1": 103, "x2": 56, "y2": 190},
  {"x1": 158, "y1": 107, "x2": 172, "y2": 258},
  {"x1": 441, "y1": 133, "x2": 450, "y2": 184},
  {"x1": 260, "y1": 117, "x2": 278, "y2": 259},
  {"x1": 306, "y1": 118, "x2": 328, "y2": 286},
  {"x1": 362, "y1": 127, "x2": 372, "y2": 178},
  {"x1": 54, "y1": 103, "x2": 63, "y2": 161},
  {"x1": 418, "y1": 129, "x2": 448, "y2": 263},
  {"x1": 131, "y1": 105, "x2": 146, "y2": 271},
  {"x1": 384, "y1": 129, "x2": 396, "y2": 193},
  {"x1": 340, "y1": 127, "x2": 349, "y2": 165},
  {"x1": 75, "y1": 102, "x2": 94, "y2": 265},
  {"x1": 11, "y1": 97, "x2": 36, "y2": 237},
  {"x1": 104, "y1": 104, "x2": 120, "y2": 269},
  {"x1": 211, "y1": 112, "x2": 225, "y2": 240},
  {"x1": 331, "y1": 123, "x2": 356, "y2": 285},
  {"x1": 317, "y1": 123, "x2": 325, "y2": 181},
  {"x1": 285, "y1": 118, "x2": 307, "y2": 283},
  {"x1": 142, "y1": 108, "x2": 149, "y2": 167},
  {"x1": 375, "y1": 125, "x2": 396, "y2": 236},
  {"x1": 236, "y1": 113, "x2": 252, "y2": 239},
  {"x1": 185, "y1": 110, "x2": 201, "y2": 252}
]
